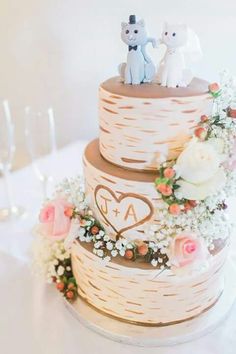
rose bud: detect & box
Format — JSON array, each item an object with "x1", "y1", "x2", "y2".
[
  {"x1": 188, "y1": 200, "x2": 197, "y2": 208},
  {"x1": 124, "y1": 249, "x2": 134, "y2": 260},
  {"x1": 64, "y1": 207, "x2": 74, "y2": 218},
  {"x1": 194, "y1": 127, "x2": 207, "y2": 140},
  {"x1": 209, "y1": 82, "x2": 220, "y2": 93},
  {"x1": 184, "y1": 201, "x2": 193, "y2": 212},
  {"x1": 56, "y1": 282, "x2": 65, "y2": 292},
  {"x1": 137, "y1": 243, "x2": 149, "y2": 256},
  {"x1": 66, "y1": 291, "x2": 74, "y2": 300},
  {"x1": 200, "y1": 115, "x2": 208, "y2": 123},
  {"x1": 157, "y1": 183, "x2": 173, "y2": 196},
  {"x1": 164, "y1": 167, "x2": 176, "y2": 179},
  {"x1": 169, "y1": 203, "x2": 181, "y2": 215},
  {"x1": 228, "y1": 103, "x2": 236, "y2": 118},
  {"x1": 91, "y1": 225, "x2": 100, "y2": 235}
]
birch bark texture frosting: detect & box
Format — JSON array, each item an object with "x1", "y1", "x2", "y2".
[
  {"x1": 83, "y1": 139, "x2": 162, "y2": 242},
  {"x1": 71, "y1": 240, "x2": 227, "y2": 325},
  {"x1": 99, "y1": 77, "x2": 212, "y2": 171}
]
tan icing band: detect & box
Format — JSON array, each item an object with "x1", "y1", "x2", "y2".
[
  {"x1": 75, "y1": 239, "x2": 226, "y2": 271},
  {"x1": 102, "y1": 152, "x2": 162, "y2": 174},
  {"x1": 77, "y1": 290, "x2": 222, "y2": 327},
  {"x1": 101, "y1": 76, "x2": 209, "y2": 99},
  {"x1": 84, "y1": 139, "x2": 156, "y2": 183},
  {"x1": 94, "y1": 185, "x2": 154, "y2": 240}
]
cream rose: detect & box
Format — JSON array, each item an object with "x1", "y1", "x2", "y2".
[{"x1": 175, "y1": 140, "x2": 226, "y2": 200}]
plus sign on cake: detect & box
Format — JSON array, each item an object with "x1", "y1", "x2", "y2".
[{"x1": 33, "y1": 15, "x2": 236, "y2": 344}]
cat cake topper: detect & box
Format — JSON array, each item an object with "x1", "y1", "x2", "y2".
[
  {"x1": 157, "y1": 23, "x2": 202, "y2": 88},
  {"x1": 119, "y1": 15, "x2": 157, "y2": 85}
]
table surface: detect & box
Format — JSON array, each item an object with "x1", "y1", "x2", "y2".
[{"x1": 1, "y1": 140, "x2": 236, "y2": 354}]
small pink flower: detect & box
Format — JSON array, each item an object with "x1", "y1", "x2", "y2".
[
  {"x1": 208, "y1": 82, "x2": 220, "y2": 93},
  {"x1": 163, "y1": 167, "x2": 175, "y2": 179},
  {"x1": 64, "y1": 206, "x2": 74, "y2": 218},
  {"x1": 169, "y1": 234, "x2": 207, "y2": 268},
  {"x1": 228, "y1": 104, "x2": 236, "y2": 119},
  {"x1": 200, "y1": 115, "x2": 208, "y2": 123},
  {"x1": 157, "y1": 183, "x2": 173, "y2": 196},
  {"x1": 39, "y1": 198, "x2": 74, "y2": 239},
  {"x1": 194, "y1": 127, "x2": 207, "y2": 140},
  {"x1": 168, "y1": 203, "x2": 181, "y2": 215}
]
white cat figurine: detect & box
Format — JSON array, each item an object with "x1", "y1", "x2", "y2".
[
  {"x1": 119, "y1": 15, "x2": 156, "y2": 85},
  {"x1": 157, "y1": 23, "x2": 201, "y2": 88}
]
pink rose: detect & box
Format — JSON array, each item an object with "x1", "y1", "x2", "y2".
[
  {"x1": 39, "y1": 198, "x2": 74, "y2": 239},
  {"x1": 208, "y1": 82, "x2": 220, "y2": 93},
  {"x1": 169, "y1": 234, "x2": 207, "y2": 268},
  {"x1": 228, "y1": 107, "x2": 236, "y2": 119}
]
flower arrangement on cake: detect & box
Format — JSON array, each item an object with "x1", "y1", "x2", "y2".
[{"x1": 33, "y1": 71, "x2": 236, "y2": 302}]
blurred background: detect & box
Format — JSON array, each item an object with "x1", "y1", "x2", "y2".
[{"x1": 0, "y1": 0, "x2": 235, "y2": 169}]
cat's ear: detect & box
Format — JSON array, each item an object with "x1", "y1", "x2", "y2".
[
  {"x1": 137, "y1": 19, "x2": 145, "y2": 27},
  {"x1": 121, "y1": 22, "x2": 128, "y2": 29}
]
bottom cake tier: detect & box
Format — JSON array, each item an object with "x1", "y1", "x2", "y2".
[{"x1": 71, "y1": 240, "x2": 228, "y2": 326}]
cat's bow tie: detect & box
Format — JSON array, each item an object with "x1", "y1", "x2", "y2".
[{"x1": 129, "y1": 45, "x2": 138, "y2": 51}]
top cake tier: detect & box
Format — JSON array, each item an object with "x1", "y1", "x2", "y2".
[{"x1": 99, "y1": 77, "x2": 212, "y2": 171}]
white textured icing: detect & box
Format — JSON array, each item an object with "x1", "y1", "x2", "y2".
[
  {"x1": 83, "y1": 140, "x2": 162, "y2": 242},
  {"x1": 71, "y1": 241, "x2": 227, "y2": 325},
  {"x1": 99, "y1": 85, "x2": 212, "y2": 171}
]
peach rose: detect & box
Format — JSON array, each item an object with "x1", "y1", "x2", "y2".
[
  {"x1": 156, "y1": 183, "x2": 173, "y2": 196},
  {"x1": 39, "y1": 198, "x2": 74, "y2": 239},
  {"x1": 208, "y1": 82, "x2": 220, "y2": 93},
  {"x1": 169, "y1": 234, "x2": 207, "y2": 268}
]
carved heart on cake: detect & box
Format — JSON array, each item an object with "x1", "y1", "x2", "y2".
[{"x1": 94, "y1": 185, "x2": 154, "y2": 239}]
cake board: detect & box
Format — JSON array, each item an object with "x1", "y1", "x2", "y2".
[{"x1": 64, "y1": 258, "x2": 236, "y2": 347}]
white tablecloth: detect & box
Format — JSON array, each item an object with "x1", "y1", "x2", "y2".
[{"x1": 1, "y1": 141, "x2": 236, "y2": 354}]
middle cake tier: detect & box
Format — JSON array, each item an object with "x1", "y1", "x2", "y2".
[{"x1": 84, "y1": 139, "x2": 162, "y2": 242}]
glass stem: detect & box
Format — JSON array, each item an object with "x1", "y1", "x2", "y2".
[
  {"x1": 41, "y1": 176, "x2": 48, "y2": 200},
  {"x1": 2, "y1": 165, "x2": 13, "y2": 210}
]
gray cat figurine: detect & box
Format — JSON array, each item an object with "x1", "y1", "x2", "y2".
[{"x1": 119, "y1": 15, "x2": 156, "y2": 85}]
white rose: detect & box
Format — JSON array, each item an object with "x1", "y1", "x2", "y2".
[
  {"x1": 175, "y1": 140, "x2": 222, "y2": 184},
  {"x1": 175, "y1": 140, "x2": 226, "y2": 200},
  {"x1": 177, "y1": 169, "x2": 226, "y2": 200}
]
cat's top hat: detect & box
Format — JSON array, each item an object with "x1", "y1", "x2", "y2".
[{"x1": 129, "y1": 15, "x2": 136, "y2": 24}]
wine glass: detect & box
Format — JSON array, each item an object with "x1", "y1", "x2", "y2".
[
  {"x1": 0, "y1": 100, "x2": 25, "y2": 221},
  {"x1": 25, "y1": 107, "x2": 57, "y2": 200}
]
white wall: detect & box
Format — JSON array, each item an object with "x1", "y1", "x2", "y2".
[{"x1": 0, "y1": 0, "x2": 235, "y2": 167}]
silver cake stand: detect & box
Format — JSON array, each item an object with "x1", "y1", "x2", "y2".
[{"x1": 65, "y1": 259, "x2": 236, "y2": 347}]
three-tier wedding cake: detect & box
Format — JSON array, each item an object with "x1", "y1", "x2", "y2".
[{"x1": 34, "y1": 15, "x2": 236, "y2": 340}]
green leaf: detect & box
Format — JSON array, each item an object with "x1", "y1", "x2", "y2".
[
  {"x1": 162, "y1": 196, "x2": 173, "y2": 205},
  {"x1": 145, "y1": 249, "x2": 153, "y2": 263},
  {"x1": 210, "y1": 90, "x2": 222, "y2": 98},
  {"x1": 68, "y1": 277, "x2": 77, "y2": 285},
  {"x1": 155, "y1": 177, "x2": 169, "y2": 185},
  {"x1": 159, "y1": 166, "x2": 165, "y2": 178}
]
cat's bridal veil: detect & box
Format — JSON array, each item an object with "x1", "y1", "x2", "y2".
[{"x1": 182, "y1": 27, "x2": 202, "y2": 63}]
